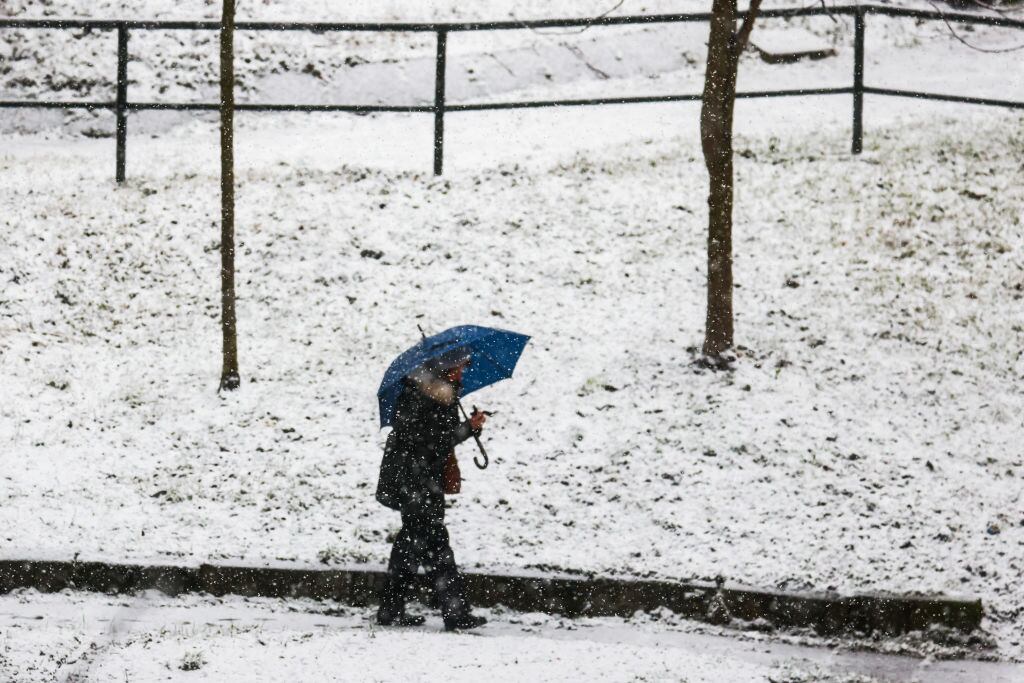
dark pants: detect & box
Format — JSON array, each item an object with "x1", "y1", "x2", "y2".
[{"x1": 380, "y1": 510, "x2": 469, "y2": 623}]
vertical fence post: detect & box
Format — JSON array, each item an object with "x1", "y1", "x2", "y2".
[
  {"x1": 852, "y1": 7, "x2": 865, "y2": 155},
  {"x1": 433, "y1": 29, "x2": 447, "y2": 176},
  {"x1": 115, "y1": 23, "x2": 129, "y2": 183}
]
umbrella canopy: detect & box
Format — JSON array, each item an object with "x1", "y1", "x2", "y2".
[{"x1": 377, "y1": 324, "x2": 530, "y2": 428}]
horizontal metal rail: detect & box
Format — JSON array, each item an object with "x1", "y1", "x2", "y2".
[
  {"x1": 129, "y1": 102, "x2": 435, "y2": 113},
  {"x1": 0, "y1": 88, "x2": 856, "y2": 116},
  {"x1": 449, "y1": 87, "x2": 854, "y2": 111},
  {"x1": 0, "y1": 4, "x2": 1022, "y2": 179},
  {"x1": 2, "y1": 5, "x2": 1022, "y2": 32},
  {"x1": 12, "y1": 86, "x2": 1013, "y2": 116},
  {"x1": 0, "y1": 100, "x2": 113, "y2": 110},
  {"x1": 863, "y1": 87, "x2": 1024, "y2": 110},
  {"x1": 864, "y1": 4, "x2": 1024, "y2": 28}
]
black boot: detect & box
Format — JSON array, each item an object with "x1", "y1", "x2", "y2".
[
  {"x1": 435, "y1": 567, "x2": 483, "y2": 631},
  {"x1": 444, "y1": 612, "x2": 487, "y2": 631},
  {"x1": 377, "y1": 576, "x2": 424, "y2": 627}
]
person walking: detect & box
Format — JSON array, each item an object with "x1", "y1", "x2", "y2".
[{"x1": 375, "y1": 352, "x2": 489, "y2": 631}]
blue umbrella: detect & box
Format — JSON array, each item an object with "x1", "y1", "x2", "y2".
[{"x1": 378, "y1": 325, "x2": 530, "y2": 465}]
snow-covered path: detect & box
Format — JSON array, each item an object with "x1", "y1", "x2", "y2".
[{"x1": 2, "y1": 590, "x2": 1020, "y2": 682}]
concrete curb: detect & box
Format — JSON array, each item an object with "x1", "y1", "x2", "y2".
[{"x1": 0, "y1": 560, "x2": 982, "y2": 636}]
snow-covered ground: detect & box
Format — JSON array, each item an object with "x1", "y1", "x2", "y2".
[
  {"x1": 4, "y1": 589, "x2": 1023, "y2": 682},
  {"x1": 3, "y1": 100, "x2": 1022, "y2": 656},
  {"x1": 2, "y1": 0, "x2": 1023, "y2": 667}
]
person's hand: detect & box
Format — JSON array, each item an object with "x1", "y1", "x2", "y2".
[{"x1": 469, "y1": 409, "x2": 487, "y2": 431}]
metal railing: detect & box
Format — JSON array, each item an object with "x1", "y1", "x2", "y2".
[{"x1": 1, "y1": 4, "x2": 1022, "y2": 181}]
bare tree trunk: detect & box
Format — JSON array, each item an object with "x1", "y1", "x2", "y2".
[
  {"x1": 700, "y1": 0, "x2": 761, "y2": 359},
  {"x1": 219, "y1": 0, "x2": 240, "y2": 391}
]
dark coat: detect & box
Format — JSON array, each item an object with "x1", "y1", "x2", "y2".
[{"x1": 376, "y1": 377, "x2": 475, "y2": 517}]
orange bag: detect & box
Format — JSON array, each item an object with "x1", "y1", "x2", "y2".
[{"x1": 443, "y1": 450, "x2": 462, "y2": 494}]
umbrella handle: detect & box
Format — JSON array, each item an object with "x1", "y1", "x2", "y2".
[
  {"x1": 458, "y1": 401, "x2": 490, "y2": 470},
  {"x1": 473, "y1": 440, "x2": 489, "y2": 470}
]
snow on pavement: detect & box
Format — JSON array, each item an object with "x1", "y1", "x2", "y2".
[{"x1": 4, "y1": 589, "x2": 1022, "y2": 682}]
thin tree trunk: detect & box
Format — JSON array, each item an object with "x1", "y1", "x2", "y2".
[
  {"x1": 700, "y1": 0, "x2": 761, "y2": 359},
  {"x1": 701, "y1": 0, "x2": 739, "y2": 358},
  {"x1": 219, "y1": 0, "x2": 240, "y2": 391}
]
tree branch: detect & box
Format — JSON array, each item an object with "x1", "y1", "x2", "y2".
[
  {"x1": 734, "y1": 0, "x2": 764, "y2": 55},
  {"x1": 926, "y1": 0, "x2": 1024, "y2": 52},
  {"x1": 511, "y1": 0, "x2": 626, "y2": 36},
  {"x1": 961, "y1": 0, "x2": 1024, "y2": 14}
]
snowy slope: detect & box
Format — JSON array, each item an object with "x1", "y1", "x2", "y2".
[{"x1": 2, "y1": 105, "x2": 1023, "y2": 655}]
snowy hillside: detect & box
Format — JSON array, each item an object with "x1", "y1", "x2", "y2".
[{"x1": 3, "y1": 105, "x2": 1024, "y2": 653}]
